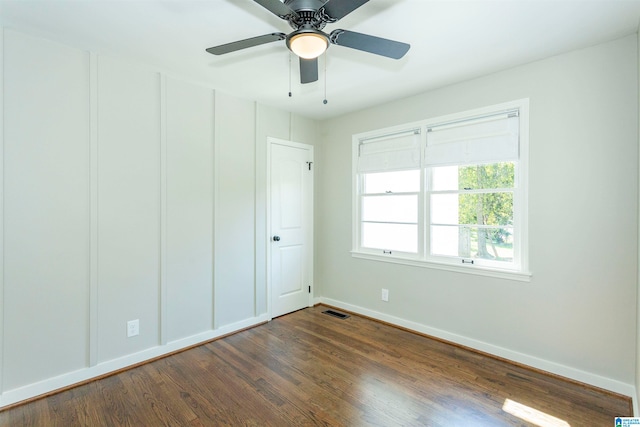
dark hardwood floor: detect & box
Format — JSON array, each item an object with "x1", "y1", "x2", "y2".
[{"x1": 0, "y1": 305, "x2": 632, "y2": 426}]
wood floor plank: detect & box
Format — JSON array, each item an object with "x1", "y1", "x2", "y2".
[{"x1": 0, "y1": 305, "x2": 632, "y2": 426}]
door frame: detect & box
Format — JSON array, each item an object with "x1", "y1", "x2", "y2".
[{"x1": 266, "y1": 137, "x2": 314, "y2": 319}]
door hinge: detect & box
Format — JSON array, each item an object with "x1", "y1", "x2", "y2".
[
  {"x1": 308, "y1": 285, "x2": 311, "y2": 293},
  {"x1": 306, "y1": 161, "x2": 313, "y2": 171}
]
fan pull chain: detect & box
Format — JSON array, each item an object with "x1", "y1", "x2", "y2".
[
  {"x1": 323, "y1": 52, "x2": 328, "y2": 105},
  {"x1": 288, "y1": 53, "x2": 292, "y2": 97}
]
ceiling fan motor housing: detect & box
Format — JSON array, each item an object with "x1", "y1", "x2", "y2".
[
  {"x1": 284, "y1": 0, "x2": 326, "y2": 13},
  {"x1": 284, "y1": 0, "x2": 332, "y2": 29}
]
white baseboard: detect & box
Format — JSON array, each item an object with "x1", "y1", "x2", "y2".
[
  {"x1": 319, "y1": 297, "x2": 637, "y2": 402},
  {"x1": 0, "y1": 313, "x2": 270, "y2": 409}
]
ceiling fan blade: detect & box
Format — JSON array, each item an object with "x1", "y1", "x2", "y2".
[
  {"x1": 329, "y1": 29, "x2": 410, "y2": 59},
  {"x1": 300, "y1": 57, "x2": 318, "y2": 84},
  {"x1": 321, "y1": 0, "x2": 370, "y2": 21},
  {"x1": 206, "y1": 33, "x2": 286, "y2": 55},
  {"x1": 253, "y1": 0, "x2": 298, "y2": 19}
]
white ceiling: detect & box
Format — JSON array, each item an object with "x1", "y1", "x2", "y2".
[{"x1": 1, "y1": 0, "x2": 640, "y2": 120}]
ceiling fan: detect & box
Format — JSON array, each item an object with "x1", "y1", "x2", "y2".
[{"x1": 206, "y1": 0, "x2": 410, "y2": 84}]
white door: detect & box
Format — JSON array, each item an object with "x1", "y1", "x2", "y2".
[{"x1": 269, "y1": 138, "x2": 313, "y2": 318}]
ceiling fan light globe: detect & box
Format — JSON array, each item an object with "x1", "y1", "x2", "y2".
[{"x1": 289, "y1": 33, "x2": 328, "y2": 59}]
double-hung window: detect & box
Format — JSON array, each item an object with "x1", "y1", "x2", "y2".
[
  {"x1": 356, "y1": 130, "x2": 422, "y2": 256},
  {"x1": 352, "y1": 100, "x2": 529, "y2": 279}
]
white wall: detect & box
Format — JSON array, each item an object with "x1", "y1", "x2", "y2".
[
  {"x1": 3, "y1": 28, "x2": 90, "y2": 390},
  {"x1": 214, "y1": 92, "x2": 257, "y2": 327},
  {"x1": 164, "y1": 77, "x2": 215, "y2": 343},
  {"x1": 97, "y1": 55, "x2": 161, "y2": 362},
  {"x1": 317, "y1": 35, "x2": 639, "y2": 396},
  {"x1": 0, "y1": 28, "x2": 318, "y2": 407}
]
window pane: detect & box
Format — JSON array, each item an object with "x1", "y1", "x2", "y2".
[
  {"x1": 431, "y1": 225, "x2": 513, "y2": 261},
  {"x1": 364, "y1": 170, "x2": 420, "y2": 194},
  {"x1": 460, "y1": 193, "x2": 513, "y2": 226},
  {"x1": 431, "y1": 162, "x2": 515, "y2": 191},
  {"x1": 430, "y1": 225, "x2": 459, "y2": 256},
  {"x1": 432, "y1": 193, "x2": 513, "y2": 226},
  {"x1": 362, "y1": 195, "x2": 418, "y2": 223},
  {"x1": 430, "y1": 166, "x2": 458, "y2": 191},
  {"x1": 473, "y1": 228, "x2": 513, "y2": 261},
  {"x1": 362, "y1": 223, "x2": 417, "y2": 253},
  {"x1": 430, "y1": 193, "x2": 459, "y2": 225}
]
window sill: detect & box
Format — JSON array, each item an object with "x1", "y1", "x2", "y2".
[{"x1": 350, "y1": 251, "x2": 532, "y2": 282}]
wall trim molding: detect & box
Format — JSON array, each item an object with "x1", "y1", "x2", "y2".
[
  {"x1": 636, "y1": 23, "x2": 640, "y2": 418},
  {"x1": 0, "y1": 26, "x2": 5, "y2": 398},
  {"x1": 318, "y1": 297, "x2": 636, "y2": 401},
  {"x1": 212, "y1": 91, "x2": 220, "y2": 331},
  {"x1": 159, "y1": 73, "x2": 168, "y2": 346},
  {"x1": 0, "y1": 314, "x2": 269, "y2": 410},
  {"x1": 88, "y1": 51, "x2": 99, "y2": 368}
]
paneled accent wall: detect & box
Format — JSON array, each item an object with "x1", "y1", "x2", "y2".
[
  {"x1": 3, "y1": 29, "x2": 91, "y2": 392},
  {"x1": 96, "y1": 55, "x2": 162, "y2": 363},
  {"x1": 0, "y1": 28, "x2": 317, "y2": 408},
  {"x1": 214, "y1": 92, "x2": 257, "y2": 327},
  {"x1": 164, "y1": 77, "x2": 215, "y2": 343}
]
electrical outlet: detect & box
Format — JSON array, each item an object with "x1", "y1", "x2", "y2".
[
  {"x1": 127, "y1": 319, "x2": 139, "y2": 337},
  {"x1": 381, "y1": 288, "x2": 389, "y2": 302}
]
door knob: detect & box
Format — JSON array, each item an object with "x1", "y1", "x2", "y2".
[{"x1": 272, "y1": 235, "x2": 281, "y2": 242}]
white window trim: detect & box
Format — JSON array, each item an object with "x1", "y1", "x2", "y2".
[{"x1": 352, "y1": 99, "x2": 531, "y2": 282}]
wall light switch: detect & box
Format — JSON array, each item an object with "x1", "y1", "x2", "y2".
[{"x1": 127, "y1": 319, "x2": 139, "y2": 337}]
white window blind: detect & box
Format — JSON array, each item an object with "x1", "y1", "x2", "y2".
[
  {"x1": 358, "y1": 129, "x2": 421, "y2": 173},
  {"x1": 426, "y1": 111, "x2": 519, "y2": 166}
]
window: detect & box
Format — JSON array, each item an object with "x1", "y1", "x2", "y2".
[
  {"x1": 352, "y1": 100, "x2": 529, "y2": 280},
  {"x1": 356, "y1": 130, "x2": 422, "y2": 255},
  {"x1": 428, "y1": 162, "x2": 516, "y2": 266},
  {"x1": 361, "y1": 169, "x2": 420, "y2": 254}
]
